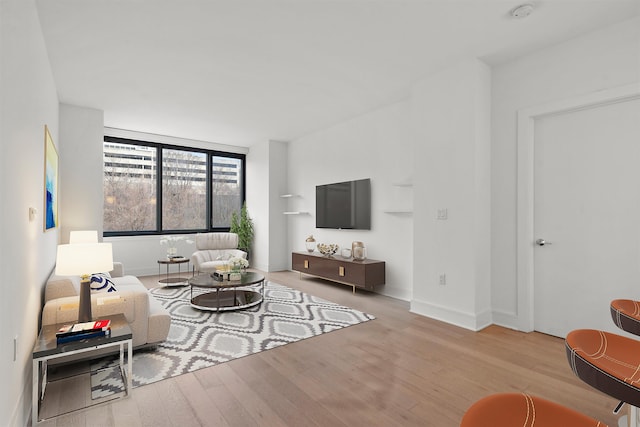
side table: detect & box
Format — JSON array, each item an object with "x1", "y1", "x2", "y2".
[
  {"x1": 157, "y1": 257, "x2": 190, "y2": 286},
  {"x1": 32, "y1": 313, "x2": 133, "y2": 423}
]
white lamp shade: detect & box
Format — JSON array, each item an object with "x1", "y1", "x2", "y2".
[
  {"x1": 55, "y1": 243, "x2": 114, "y2": 276},
  {"x1": 69, "y1": 230, "x2": 99, "y2": 244}
]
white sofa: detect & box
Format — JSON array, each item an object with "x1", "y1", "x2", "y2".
[
  {"x1": 42, "y1": 262, "x2": 170, "y2": 350},
  {"x1": 190, "y1": 232, "x2": 247, "y2": 274}
]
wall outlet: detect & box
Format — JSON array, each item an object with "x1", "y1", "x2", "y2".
[
  {"x1": 437, "y1": 208, "x2": 448, "y2": 220},
  {"x1": 439, "y1": 274, "x2": 447, "y2": 286}
]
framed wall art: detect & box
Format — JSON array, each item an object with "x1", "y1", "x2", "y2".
[{"x1": 44, "y1": 125, "x2": 58, "y2": 231}]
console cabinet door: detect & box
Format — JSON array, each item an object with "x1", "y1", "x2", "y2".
[{"x1": 292, "y1": 253, "x2": 310, "y2": 272}]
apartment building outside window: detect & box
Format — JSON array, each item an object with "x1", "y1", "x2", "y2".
[{"x1": 103, "y1": 137, "x2": 245, "y2": 236}]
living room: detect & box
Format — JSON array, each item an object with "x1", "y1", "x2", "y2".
[{"x1": 3, "y1": 0, "x2": 640, "y2": 425}]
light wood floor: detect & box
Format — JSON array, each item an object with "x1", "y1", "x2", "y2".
[{"x1": 36, "y1": 270, "x2": 620, "y2": 426}]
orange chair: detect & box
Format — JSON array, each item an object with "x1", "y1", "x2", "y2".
[
  {"x1": 566, "y1": 329, "x2": 640, "y2": 427},
  {"x1": 460, "y1": 393, "x2": 606, "y2": 426},
  {"x1": 611, "y1": 299, "x2": 640, "y2": 336}
]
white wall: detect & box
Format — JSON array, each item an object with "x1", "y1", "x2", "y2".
[
  {"x1": 491, "y1": 16, "x2": 640, "y2": 329},
  {"x1": 268, "y1": 141, "x2": 289, "y2": 271},
  {"x1": 59, "y1": 104, "x2": 104, "y2": 243},
  {"x1": 246, "y1": 140, "x2": 270, "y2": 272},
  {"x1": 245, "y1": 139, "x2": 290, "y2": 273},
  {"x1": 287, "y1": 101, "x2": 414, "y2": 301},
  {"x1": 410, "y1": 58, "x2": 492, "y2": 330},
  {"x1": 0, "y1": 0, "x2": 59, "y2": 424}
]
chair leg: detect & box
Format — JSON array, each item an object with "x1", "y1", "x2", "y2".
[{"x1": 619, "y1": 405, "x2": 640, "y2": 427}]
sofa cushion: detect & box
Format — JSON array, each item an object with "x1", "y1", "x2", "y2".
[
  {"x1": 44, "y1": 275, "x2": 81, "y2": 302},
  {"x1": 90, "y1": 274, "x2": 117, "y2": 293}
]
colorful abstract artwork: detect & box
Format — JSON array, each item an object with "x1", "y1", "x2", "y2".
[{"x1": 44, "y1": 125, "x2": 58, "y2": 231}]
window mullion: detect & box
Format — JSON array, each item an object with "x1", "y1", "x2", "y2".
[
  {"x1": 156, "y1": 146, "x2": 163, "y2": 232},
  {"x1": 207, "y1": 152, "x2": 212, "y2": 230}
]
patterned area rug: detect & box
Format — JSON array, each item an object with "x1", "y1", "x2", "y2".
[{"x1": 90, "y1": 281, "x2": 374, "y2": 398}]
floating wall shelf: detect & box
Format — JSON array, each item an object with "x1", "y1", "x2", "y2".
[
  {"x1": 281, "y1": 193, "x2": 306, "y2": 215},
  {"x1": 384, "y1": 181, "x2": 413, "y2": 214},
  {"x1": 383, "y1": 210, "x2": 413, "y2": 214}
]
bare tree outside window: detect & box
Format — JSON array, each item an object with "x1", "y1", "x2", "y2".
[
  {"x1": 211, "y1": 156, "x2": 242, "y2": 227},
  {"x1": 162, "y1": 149, "x2": 207, "y2": 230},
  {"x1": 104, "y1": 143, "x2": 157, "y2": 232}
]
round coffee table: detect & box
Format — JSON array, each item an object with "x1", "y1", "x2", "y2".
[{"x1": 188, "y1": 271, "x2": 265, "y2": 312}]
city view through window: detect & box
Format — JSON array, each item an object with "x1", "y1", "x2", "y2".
[{"x1": 104, "y1": 139, "x2": 244, "y2": 234}]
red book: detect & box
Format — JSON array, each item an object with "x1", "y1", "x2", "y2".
[{"x1": 56, "y1": 319, "x2": 111, "y2": 337}]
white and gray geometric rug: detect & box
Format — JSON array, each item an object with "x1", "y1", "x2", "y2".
[{"x1": 90, "y1": 281, "x2": 374, "y2": 398}]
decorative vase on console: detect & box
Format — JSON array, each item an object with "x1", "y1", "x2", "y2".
[
  {"x1": 305, "y1": 235, "x2": 316, "y2": 252},
  {"x1": 352, "y1": 241, "x2": 366, "y2": 260}
]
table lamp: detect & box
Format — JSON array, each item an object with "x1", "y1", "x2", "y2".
[
  {"x1": 69, "y1": 230, "x2": 98, "y2": 244},
  {"x1": 55, "y1": 243, "x2": 113, "y2": 322}
]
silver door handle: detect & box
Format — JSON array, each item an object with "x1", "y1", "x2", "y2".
[{"x1": 535, "y1": 238, "x2": 552, "y2": 246}]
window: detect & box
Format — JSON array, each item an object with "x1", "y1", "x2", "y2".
[
  {"x1": 103, "y1": 137, "x2": 245, "y2": 236},
  {"x1": 162, "y1": 148, "x2": 207, "y2": 230},
  {"x1": 211, "y1": 156, "x2": 243, "y2": 228},
  {"x1": 104, "y1": 142, "x2": 157, "y2": 232}
]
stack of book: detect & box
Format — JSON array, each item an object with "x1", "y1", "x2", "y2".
[{"x1": 56, "y1": 319, "x2": 111, "y2": 344}]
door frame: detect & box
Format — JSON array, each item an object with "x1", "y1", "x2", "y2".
[{"x1": 516, "y1": 83, "x2": 640, "y2": 332}]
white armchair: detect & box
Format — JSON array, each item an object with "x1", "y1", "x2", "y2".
[{"x1": 190, "y1": 232, "x2": 248, "y2": 274}]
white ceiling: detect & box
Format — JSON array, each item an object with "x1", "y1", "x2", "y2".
[{"x1": 36, "y1": 0, "x2": 640, "y2": 147}]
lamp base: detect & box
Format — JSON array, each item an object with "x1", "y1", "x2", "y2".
[{"x1": 78, "y1": 278, "x2": 92, "y2": 322}]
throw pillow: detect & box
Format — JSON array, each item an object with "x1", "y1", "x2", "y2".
[{"x1": 90, "y1": 273, "x2": 117, "y2": 293}]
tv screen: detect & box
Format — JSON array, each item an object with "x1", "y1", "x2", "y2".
[{"x1": 316, "y1": 178, "x2": 371, "y2": 230}]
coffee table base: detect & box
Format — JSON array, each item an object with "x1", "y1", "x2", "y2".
[
  {"x1": 159, "y1": 277, "x2": 188, "y2": 287},
  {"x1": 191, "y1": 289, "x2": 263, "y2": 311}
]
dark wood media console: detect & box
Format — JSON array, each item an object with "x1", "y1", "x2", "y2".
[{"x1": 292, "y1": 251, "x2": 385, "y2": 293}]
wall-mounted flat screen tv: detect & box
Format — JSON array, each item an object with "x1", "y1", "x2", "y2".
[{"x1": 316, "y1": 178, "x2": 371, "y2": 230}]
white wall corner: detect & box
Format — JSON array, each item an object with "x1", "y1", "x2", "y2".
[
  {"x1": 410, "y1": 298, "x2": 492, "y2": 331},
  {"x1": 268, "y1": 140, "x2": 289, "y2": 271},
  {"x1": 60, "y1": 104, "x2": 105, "y2": 242},
  {"x1": 380, "y1": 284, "x2": 412, "y2": 302},
  {"x1": 491, "y1": 309, "x2": 520, "y2": 331}
]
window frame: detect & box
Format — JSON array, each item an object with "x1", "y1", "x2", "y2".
[{"x1": 103, "y1": 135, "x2": 246, "y2": 237}]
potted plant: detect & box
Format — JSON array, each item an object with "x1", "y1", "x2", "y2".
[{"x1": 230, "y1": 202, "x2": 254, "y2": 259}]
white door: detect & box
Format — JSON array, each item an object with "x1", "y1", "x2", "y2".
[{"x1": 533, "y1": 97, "x2": 640, "y2": 338}]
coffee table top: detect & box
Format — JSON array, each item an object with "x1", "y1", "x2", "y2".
[{"x1": 189, "y1": 271, "x2": 265, "y2": 289}]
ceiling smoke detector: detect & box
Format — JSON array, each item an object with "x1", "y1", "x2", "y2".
[{"x1": 511, "y1": 3, "x2": 534, "y2": 19}]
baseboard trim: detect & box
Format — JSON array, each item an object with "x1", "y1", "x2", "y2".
[
  {"x1": 410, "y1": 298, "x2": 492, "y2": 331},
  {"x1": 491, "y1": 309, "x2": 520, "y2": 331},
  {"x1": 378, "y1": 285, "x2": 411, "y2": 302}
]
